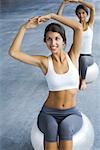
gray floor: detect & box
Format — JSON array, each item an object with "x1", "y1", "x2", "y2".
[{"x1": 0, "y1": 0, "x2": 100, "y2": 150}]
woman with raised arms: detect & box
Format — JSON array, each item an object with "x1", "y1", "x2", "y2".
[{"x1": 9, "y1": 13, "x2": 82, "y2": 150}]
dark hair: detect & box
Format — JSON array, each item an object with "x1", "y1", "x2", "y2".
[
  {"x1": 75, "y1": 4, "x2": 88, "y2": 15},
  {"x1": 44, "y1": 23, "x2": 66, "y2": 44}
]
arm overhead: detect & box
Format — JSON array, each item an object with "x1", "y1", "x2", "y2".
[
  {"x1": 57, "y1": 0, "x2": 95, "y2": 28},
  {"x1": 57, "y1": 0, "x2": 67, "y2": 15},
  {"x1": 9, "y1": 17, "x2": 46, "y2": 68},
  {"x1": 51, "y1": 13, "x2": 83, "y2": 61},
  {"x1": 57, "y1": 0, "x2": 78, "y2": 15},
  {"x1": 78, "y1": 0, "x2": 95, "y2": 27},
  {"x1": 38, "y1": 13, "x2": 83, "y2": 62}
]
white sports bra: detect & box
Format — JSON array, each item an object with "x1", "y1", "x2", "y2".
[
  {"x1": 45, "y1": 54, "x2": 79, "y2": 91},
  {"x1": 80, "y1": 26, "x2": 93, "y2": 54}
]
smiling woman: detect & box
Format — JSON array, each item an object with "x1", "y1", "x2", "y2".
[
  {"x1": 44, "y1": 23, "x2": 66, "y2": 55},
  {"x1": 8, "y1": 12, "x2": 83, "y2": 150},
  {"x1": 57, "y1": 0, "x2": 97, "y2": 90},
  {"x1": 0, "y1": 0, "x2": 100, "y2": 150}
]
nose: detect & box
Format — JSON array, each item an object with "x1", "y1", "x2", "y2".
[
  {"x1": 80, "y1": 13, "x2": 83, "y2": 18},
  {"x1": 51, "y1": 39, "x2": 56, "y2": 46}
]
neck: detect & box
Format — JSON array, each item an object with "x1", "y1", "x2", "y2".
[
  {"x1": 52, "y1": 50, "x2": 65, "y2": 63},
  {"x1": 80, "y1": 21, "x2": 87, "y2": 30}
]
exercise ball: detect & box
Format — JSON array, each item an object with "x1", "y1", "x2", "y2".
[
  {"x1": 31, "y1": 113, "x2": 94, "y2": 150},
  {"x1": 86, "y1": 62, "x2": 99, "y2": 83}
]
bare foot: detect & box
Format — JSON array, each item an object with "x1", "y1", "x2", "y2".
[{"x1": 79, "y1": 79, "x2": 87, "y2": 90}]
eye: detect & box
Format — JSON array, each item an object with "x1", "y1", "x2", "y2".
[
  {"x1": 46, "y1": 37, "x2": 51, "y2": 41},
  {"x1": 78, "y1": 12, "x2": 81, "y2": 15},
  {"x1": 55, "y1": 37, "x2": 60, "y2": 40}
]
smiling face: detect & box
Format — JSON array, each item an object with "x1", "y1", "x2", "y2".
[
  {"x1": 76, "y1": 9, "x2": 87, "y2": 22},
  {"x1": 45, "y1": 31, "x2": 64, "y2": 54},
  {"x1": 44, "y1": 23, "x2": 66, "y2": 54}
]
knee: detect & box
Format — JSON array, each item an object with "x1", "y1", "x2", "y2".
[
  {"x1": 59, "y1": 123, "x2": 73, "y2": 140},
  {"x1": 65, "y1": 123, "x2": 73, "y2": 134}
]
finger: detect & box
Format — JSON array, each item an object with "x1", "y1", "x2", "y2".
[
  {"x1": 29, "y1": 16, "x2": 39, "y2": 22},
  {"x1": 38, "y1": 17, "x2": 43, "y2": 23}
]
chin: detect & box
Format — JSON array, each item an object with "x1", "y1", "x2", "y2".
[
  {"x1": 52, "y1": 51, "x2": 58, "y2": 55},
  {"x1": 80, "y1": 18, "x2": 85, "y2": 22},
  {"x1": 51, "y1": 49, "x2": 58, "y2": 54}
]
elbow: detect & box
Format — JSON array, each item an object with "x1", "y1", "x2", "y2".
[
  {"x1": 8, "y1": 48, "x2": 14, "y2": 57},
  {"x1": 8, "y1": 48, "x2": 17, "y2": 58},
  {"x1": 91, "y1": 4, "x2": 95, "y2": 12},
  {"x1": 8, "y1": 49, "x2": 12, "y2": 57}
]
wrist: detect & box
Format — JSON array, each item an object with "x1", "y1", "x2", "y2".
[
  {"x1": 78, "y1": 0, "x2": 82, "y2": 3},
  {"x1": 20, "y1": 25, "x2": 27, "y2": 31},
  {"x1": 19, "y1": 25, "x2": 27, "y2": 33}
]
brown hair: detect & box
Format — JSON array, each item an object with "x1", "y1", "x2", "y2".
[
  {"x1": 75, "y1": 4, "x2": 88, "y2": 15},
  {"x1": 44, "y1": 22, "x2": 66, "y2": 44}
]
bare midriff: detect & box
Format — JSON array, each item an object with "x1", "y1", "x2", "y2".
[{"x1": 44, "y1": 89, "x2": 78, "y2": 109}]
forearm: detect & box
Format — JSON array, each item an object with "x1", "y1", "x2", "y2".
[
  {"x1": 57, "y1": 1, "x2": 66, "y2": 15},
  {"x1": 51, "y1": 13, "x2": 82, "y2": 30},
  {"x1": 9, "y1": 26, "x2": 26, "y2": 55}
]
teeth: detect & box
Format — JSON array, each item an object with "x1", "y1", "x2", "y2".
[{"x1": 51, "y1": 46, "x2": 56, "y2": 49}]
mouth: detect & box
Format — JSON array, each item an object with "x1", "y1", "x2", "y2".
[
  {"x1": 51, "y1": 46, "x2": 56, "y2": 49},
  {"x1": 80, "y1": 17, "x2": 85, "y2": 20},
  {"x1": 50, "y1": 46, "x2": 57, "y2": 51}
]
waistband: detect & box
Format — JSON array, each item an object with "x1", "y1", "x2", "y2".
[
  {"x1": 41, "y1": 106, "x2": 81, "y2": 116},
  {"x1": 80, "y1": 54, "x2": 93, "y2": 57}
]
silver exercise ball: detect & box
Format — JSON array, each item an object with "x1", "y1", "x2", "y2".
[
  {"x1": 31, "y1": 113, "x2": 94, "y2": 150},
  {"x1": 86, "y1": 62, "x2": 99, "y2": 83}
]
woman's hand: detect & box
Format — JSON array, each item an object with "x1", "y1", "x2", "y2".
[
  {"x1": 63, "y1": 0, "x2": 71, "y2": 3},
  {"x1": 37, "y1": 14, "x2": 52, "y2": 24},
  {"x1": 22, "y1": 16, "x2": 42, "y2": 30},
  {"x1": 64, "y1": 0, "x2": 79, "y2": 3}
]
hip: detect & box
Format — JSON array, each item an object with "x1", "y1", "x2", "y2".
[{"x1": 39, "y1": 105, "x2": 82, "y2": 118}]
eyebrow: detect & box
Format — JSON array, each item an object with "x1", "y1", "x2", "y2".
[{"x1": 46, "y1": 34, "x2": 61, "y2": 38}]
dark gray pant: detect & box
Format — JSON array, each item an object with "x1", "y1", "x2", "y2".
[
  {"x1": 79, "y1": 54, "x2": 94, "y2": 79},
  {"x1": 37, "y1": 106, "x2": 83, "y2": 142}
]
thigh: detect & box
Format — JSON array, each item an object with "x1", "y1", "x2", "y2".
[
  {"x1": 79, "y1": 55, "x2": 94, "y2": 67},
  {"x1": 59, "y1": 114, "x2": 83, "y2": 141},
  {"x1": 37, "y1": 112, "x2": 58, "y2": 142}
]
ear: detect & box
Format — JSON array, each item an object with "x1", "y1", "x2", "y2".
[
  {"x1": 63, "y1": 41, "x2": 65, "y2": 46},
  {"x1": 63, "y1": 42, "x2": 66, "y2": 49}
]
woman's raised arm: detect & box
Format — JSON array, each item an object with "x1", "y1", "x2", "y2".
[
  {"x1": 38, "y1": 13, "x2": 82, "y2": 60},
  {"x1": 78, "y1": 0, "x2": 95, "y2": 28},
  {"x1": 9, "y1": 17, "x2": 46, "y2": 68},
  {"x1": 57, "y1": 0, "x2": 78, "y2": 15}
]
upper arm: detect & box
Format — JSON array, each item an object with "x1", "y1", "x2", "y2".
[
  {"x1": 9, "y1": 51, "x2": 45, "y2": 68},
  {"x1": 88, "y1": 5, "x2": 95, "y2": 28},
  {"x1": 69, "y1": 27, "x2": 83, "y2": 63}
]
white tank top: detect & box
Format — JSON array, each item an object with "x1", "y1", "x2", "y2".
[
  {"x1": 45, "y1": 54, "x2": 79, "y2": 91},
  {"x1": 80, "y1": 26, "x2": 93, "y2": 54}
]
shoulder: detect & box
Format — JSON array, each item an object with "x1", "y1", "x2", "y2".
[
  {"x1": 38, "y1": 55, "x2": 49, "y2": 75},
  {"x1": 68, "y1": 51, "x2": 78, "y2": 68},
  {"x1": 86, "y1": 23, "x2": 94, "y2": 32},
  {"x1": 87, "y1": 20, "x2": 94, "y2": 30}
]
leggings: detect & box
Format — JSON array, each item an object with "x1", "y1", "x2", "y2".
[
  {"x1": 79, "y1": 54, "x2": 94, "y2": 79},
  {"x1": 37, "y1": 106, "x2": 83, "y2": 142}
]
